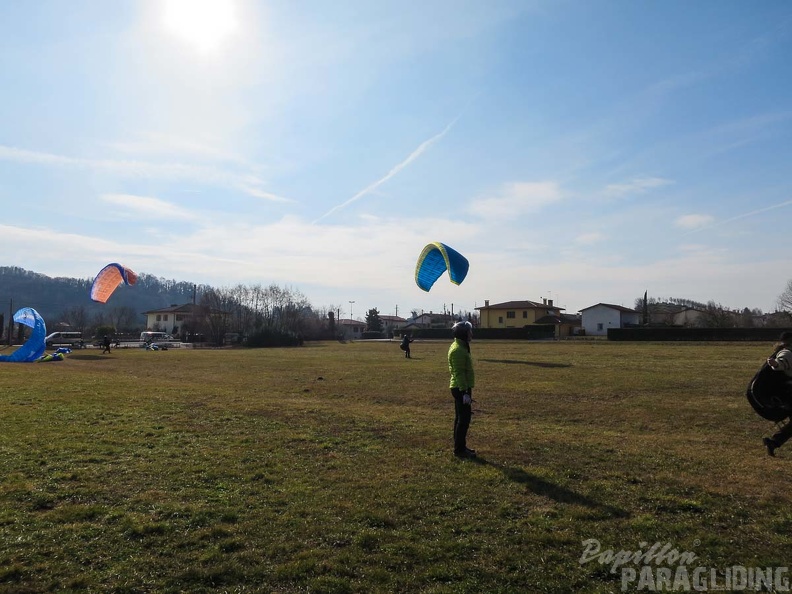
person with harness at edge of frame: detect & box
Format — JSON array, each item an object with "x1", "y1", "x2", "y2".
[{"x1": 763, "y1": 331, "x2": 792, "y2": 456}]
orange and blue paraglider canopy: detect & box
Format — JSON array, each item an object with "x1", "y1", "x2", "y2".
[{"x1": 90, "y1": 263, "x2": 138, "y2": 303}]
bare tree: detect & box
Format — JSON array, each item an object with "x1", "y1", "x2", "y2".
[
  {"x1": 767, "y1": 311, "x2": 792, "y2": 328},
  {"x1": 699, "y1": 301, "x2": 736, "y2": 328},
  {"x1": 60, "y1": 305, "x2": 90, "y2": 333},
  {"x1": 198, "y1": 288, "x2": 236, "y2": 346},
  {"x1": 777, "y1": 280, "x2": 792, "y2": 312},
  {"x1": 227, "y1": 283, "x2": 258, "y2": 334},
  {"x1": 739, "y1": 307, "x2": 755, "y2": 328},
  {"x1": 107, "y1": 306, "x2": 140, "y2": 332}
]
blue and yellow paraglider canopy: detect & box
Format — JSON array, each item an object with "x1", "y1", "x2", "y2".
[{"x1": 415, "y1": 242, "x2": 469, "y2": 292}]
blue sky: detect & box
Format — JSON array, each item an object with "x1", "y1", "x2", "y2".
[{"x1": 2, "y1": 0, "x2": 791, "y2": 319}]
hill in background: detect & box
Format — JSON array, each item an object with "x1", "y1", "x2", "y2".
[{"x1": 0, "y1": 266, "x2": 210, "y2": 327}]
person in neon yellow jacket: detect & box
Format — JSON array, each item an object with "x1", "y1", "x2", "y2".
[{"x1": 448, "y1": 320, "x2": 476, "y2": 458}]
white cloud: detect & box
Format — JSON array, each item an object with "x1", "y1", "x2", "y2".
[
  {"x1": 468, "y1": 181, "x2": 562, "y2": 220},
  {"x1": 675, "y1": 214, "x2": 715, "y2": 229},
  {"x1": 678, "y1": 243, "x2": 712, "y2": 252},
  {"x1": 575, "y1": 232, "x2": 606, "y2": 245},
  {"x1": 0, "y1": 203, "x2": 783, "y2": 316},
  {"x1": 0, "y1": 144, "x2": 291, "y2": 203},
  {"x1": 603, "y1": 177, "x2": 674, "y2": 198},
  {"x1": 100, "y1": 194, "x2": 202, "y2": 221},
  {"x1": 106, "y1": 131, "x2": 250, "y2": 165}
]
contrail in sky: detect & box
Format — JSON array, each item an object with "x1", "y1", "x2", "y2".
[
  {"x1": 684, "y1": 198, "x2": 792, "y2": 234},
  {"x1": 313, "y1": 115, "x2": 462, "y2": 224}
]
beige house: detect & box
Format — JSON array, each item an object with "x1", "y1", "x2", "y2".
[
  {"x1": 476, "y1": 299, "x2": 563, "y2": 328},
  {"x1": 379, "y1": 315, "x2": 407, "y2": 335},
  {"x1": 338, "y1": 318, "x2": 366, "y2": 339},
  {"x1": 534, "y1": 312, "x2": 583, "y2": 338},
  {"x1": 673, "y1": 307, "x2": 707, "y2": 327}
]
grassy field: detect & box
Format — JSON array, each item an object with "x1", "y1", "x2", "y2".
[{"x1": 1, "y1": 339, "x2": 790, "y2": 593}]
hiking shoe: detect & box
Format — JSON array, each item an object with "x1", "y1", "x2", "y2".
[
  {"x1": 763, "y1": 438, "x2": 778, "y2": 457},
  {"x1": 465, "y1": 448, "x2": 477, "y2": 457}
]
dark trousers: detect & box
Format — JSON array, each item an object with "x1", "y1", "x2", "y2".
[
  {"x1": 771, "y1": 418, "x2": 792, "y2": 447},
  {"x1": 451, "y1": 388, "x2": 472, "y2": 453}
]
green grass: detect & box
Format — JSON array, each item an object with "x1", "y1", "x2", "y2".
[{"x1": 0, "y1": 340, "x2": 789, "y2": 593}]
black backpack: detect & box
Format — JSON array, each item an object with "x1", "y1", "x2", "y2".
[{"x1": 746, "y1": 349, "x2": 792, "y2": 422}]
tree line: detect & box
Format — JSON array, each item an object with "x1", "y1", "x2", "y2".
[
  {"x1": 195, "y1": 284, "x2": 343, "y2": 346},
  {"x1": 0, "y1": 267, "x2": 344, "y2": 346},
  {"x1": 633, "y1": 290, "x2": 792, "y2": 328}
]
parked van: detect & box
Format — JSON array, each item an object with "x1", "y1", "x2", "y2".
[
  {"x1": 45, "y1": 331, "x2": 85, "y2": 349},
  {"x1": 140, "y1": 331, "x2": 172, "y2": 343}
]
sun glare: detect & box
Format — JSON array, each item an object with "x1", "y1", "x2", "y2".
[{"x1": 162, "y1": 0, "x2": 238, "y2": 54}]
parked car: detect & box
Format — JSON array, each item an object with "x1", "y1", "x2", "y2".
[{"x1": 139, "y1": 331, "x2": 179, "y2": 349}]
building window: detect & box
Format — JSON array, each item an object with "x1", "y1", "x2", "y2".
[
  {"x1": 498, "y1": 316, "x2": 503, "y2": 324},
  {"x1": 163, "y1": 315, "x2": 169, "y2": 321},
  {"x1": 507, "y1": 311, "x2": 515, "y2": 319},
  {"x1": 156, "y1": 314, "x2": 161, "y2": 322},
  {"x1": 523, "y1": 311, "x2": 527, "y2": 318},
  {"x1": 597, "y1": 323, "x2": 603, "y2": 331}
]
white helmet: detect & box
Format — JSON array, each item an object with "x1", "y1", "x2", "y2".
[{"x1": 452, "y1": 320, "x2": 473, "y2": 340}]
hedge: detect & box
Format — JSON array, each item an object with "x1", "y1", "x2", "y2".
[
  {"x1": 397, "y1": 325, "x2": 556, "y2": 340},
  {"x1": 607, "y1": 327, "x2": 792, "y2": 341}
]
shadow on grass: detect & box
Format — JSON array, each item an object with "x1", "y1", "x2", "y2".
[
  {"x1": 479, "y1": 359, "x2": 571, "y2": 368},
  {"x1": 68, "y1": 354, "x2": 114, "y2": 361},
  {"x1": 472, "y1": 457, "x2": 629, "y2": 518}
]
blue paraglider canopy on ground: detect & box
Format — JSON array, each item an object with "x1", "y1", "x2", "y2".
[{"x1": 0, "y1": 307, "x2": 47, "y2": 363}]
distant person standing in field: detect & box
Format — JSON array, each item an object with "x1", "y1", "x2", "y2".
[
  {"x1": 448, "y1": 321, "x2": 476, "y2": 458},
  {"x1": 400, "y1": 332, "x2": 413, "y2": 358},
  {"x1": 101, "y1": 334, "x2": 112, "y2": 354},
  {"x1": 763, "y1": 331, "x2": 792, "y2": 456}
]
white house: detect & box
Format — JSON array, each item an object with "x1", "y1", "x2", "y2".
[
  {"x1": 142, "y1": 303, "x2": 199, "y2": 336},
  {"x1": 403, "y1": 312, "x2": 456, "y2": 330},
  {"x1": 580, "y1": 303, "x2": 641, "y2": 336}
]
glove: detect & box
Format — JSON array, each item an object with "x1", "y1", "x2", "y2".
[{"x1": 463, "y1": 393, "x2": 472, "y2": 405}]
